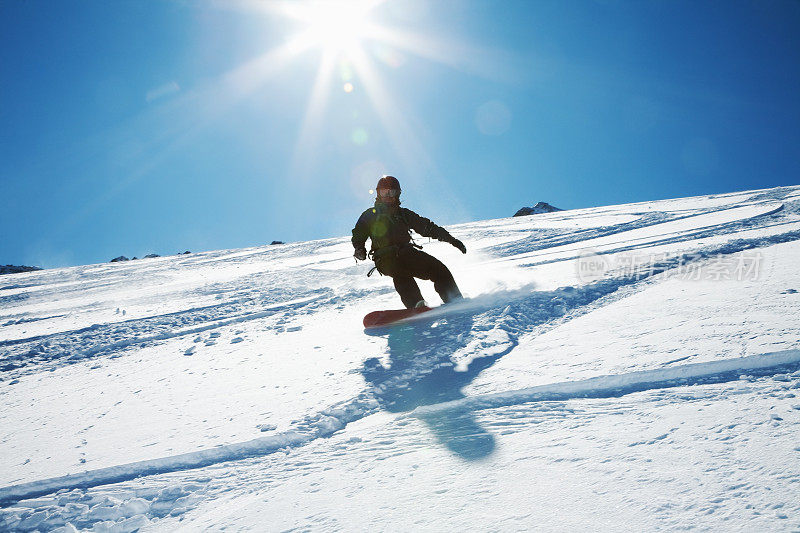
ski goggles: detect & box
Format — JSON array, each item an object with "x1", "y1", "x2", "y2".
[{"x1": 377, "y1": 188, "x2": 400, "y2": 198}]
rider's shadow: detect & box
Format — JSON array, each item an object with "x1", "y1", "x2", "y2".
[{"x1": 362, "y1": 312, "x2": 513, "y2": 460}]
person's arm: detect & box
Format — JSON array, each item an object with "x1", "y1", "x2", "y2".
[
  {"x1": 403, "y1": 209, "x2": 467, "y2": 254},
  {"x1": 351, "y1": 211, "x2": 370, "y2": 260}
]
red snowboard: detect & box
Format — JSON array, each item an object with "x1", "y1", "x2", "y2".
[{"x1": 363, "y1": 306, "x2": 433, "y2": 329}]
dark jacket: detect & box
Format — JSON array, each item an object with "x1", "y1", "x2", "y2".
[{"x1": 352, "y1": 201, "x2": 454, "y2": 256}]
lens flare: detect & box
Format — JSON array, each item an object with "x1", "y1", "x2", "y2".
[{"x1": 351, "y1": 127, "x2": 369, "y2": 145}]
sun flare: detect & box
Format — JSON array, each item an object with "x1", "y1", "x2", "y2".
[
  {"x1": 279, "y1": 0, "x2": 378, "y2": 58},
  {"x1": 242, "y1": 0, "x2": 507, "y2": 179}
]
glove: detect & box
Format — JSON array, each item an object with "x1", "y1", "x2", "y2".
[
  {"x1": 354, "y1": 247, "x2": 367, "y2": 261},
  {"x1": 450, "y1": 238, "x2": 467, "y2": 254}
]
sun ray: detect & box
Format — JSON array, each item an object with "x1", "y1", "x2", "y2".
[
  {"x1": 290, "y1": 50, "x2": 338, "y2": 180},
  {"x1": 51, "y1": 36, "x2": 316, "y2": 237},
  {"x1": 188, "y1": 0, "x2": 520, "y2": 194},
  {"x1": 347, "y1": 46, "x2": 434, "y2": 177},
  {"x1": 373, "y1": 25, "x2": 522, "y2": 83}
]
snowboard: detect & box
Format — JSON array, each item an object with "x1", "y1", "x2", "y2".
[{"x1": 363, "y1": 306, "x2": 433, "y2": 329}]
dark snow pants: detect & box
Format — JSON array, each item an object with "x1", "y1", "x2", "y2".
[{"x1": 374, "y1": 245, "x2": 463, "y2": 309}]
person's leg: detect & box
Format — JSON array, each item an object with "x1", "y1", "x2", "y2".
[
  {"x1": 399, "y1": 247, "x2": 463, "y2": 303},
  {"x1": 376, "y1": 250, "x2": 425, "y2": 309},
  {"x1": 393, "y1": 276, "x2": 424, "y2": 309},
  {"x1": 434, "y1": 275, "x2": 463, "y2": 303}
]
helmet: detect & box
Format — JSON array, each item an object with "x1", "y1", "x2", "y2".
[
  {"x1": 376, "y1": 175, "x2": 401, "y2": 192},
  {"x1": 376, "y1": 175, "x2": 401, "y2": 204}
]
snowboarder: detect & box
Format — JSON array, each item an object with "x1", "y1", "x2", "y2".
[{"x1": 352, "y1": 175, "x2": 466, "y2": 309}]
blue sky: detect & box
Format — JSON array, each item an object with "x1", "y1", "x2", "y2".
[{"x1": 1, "y1": 0, "x2": 799, "y2": 268}]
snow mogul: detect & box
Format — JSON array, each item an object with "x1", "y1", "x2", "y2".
[{"x1": 352, "y1": 175, "x2": 466, "y2": 309}]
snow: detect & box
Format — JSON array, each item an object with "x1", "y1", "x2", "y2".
[{"x1": 1, "y1": 185, "x2": 800, "y2": 531}]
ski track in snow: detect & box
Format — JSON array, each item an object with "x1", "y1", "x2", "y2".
[
  {"x1": 1, "y1": 186, "x2": 800, "y2": 531},
  {"x1": 1, "y1": 350, "x2": 798, "y2": 505},
  {"x1": 409, "y1": 350, "x2": 800, "y2": 418},
  {"x1": 2, "y1": 350, "x2": 799, "y2": 531}
]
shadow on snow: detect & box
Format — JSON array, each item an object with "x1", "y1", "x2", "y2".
[{"x1": 362, "y1": 309, "x2": 514, "y2": 461}]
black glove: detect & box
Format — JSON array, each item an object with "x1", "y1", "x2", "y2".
[
  {"x1": 450, "y1": 238, "x2": 467, "y2": 254},
  {"x1": 354, "y1": 247, "x2": 367, "y2": 261}
]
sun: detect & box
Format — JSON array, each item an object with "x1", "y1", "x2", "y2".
[
  {"x1": 277, "y1": 0, "x2": 379, "y2": 58},
  {"x1": 306, "y1": 3, "x2": 374, "y2": 56},
  {"x1": 228, "y1": 0, "x2": 507, "y2": 179}
]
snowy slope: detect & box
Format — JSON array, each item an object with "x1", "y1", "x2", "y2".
[{"x1": 1, "y1": 186, "x2": 800, "y2": 532}]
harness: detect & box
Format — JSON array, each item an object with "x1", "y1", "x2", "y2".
[
  {"x1": 366, "y1": 241, "x2": 424, "y2": 277},
  {"x1": 361, "y1": 206, "x2": 424, "y2": 277}
]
